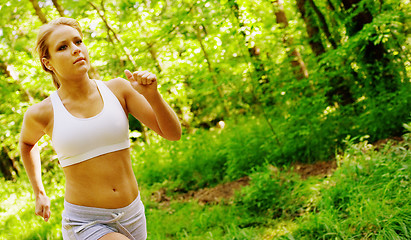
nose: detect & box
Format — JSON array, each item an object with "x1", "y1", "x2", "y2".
[{"x1": 71, "y1": 43, "x2": 81, "y2": 55}]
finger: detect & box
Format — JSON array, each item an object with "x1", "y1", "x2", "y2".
[
  {"x1": 124, "y1": 69, "x2": 134, "y2": 81},
  {"x1": 133, "y1": 71, "x2": 143, "y2": 85},
  {"x1": 137, "y1": 71, "x2": 149, "y2": 85},
  {"x1": 43, "y1": 205, "x2": 51, "y2": 222},
  {"x1": 44, "y1": 212, "x2": 50, "y2": 222},
  {"x1": 141, "y1": 72, "x2": 151, "y2": 85},
  {"x1": 35, "y1": 207, "x2": 43, "y2": 216},
  {"x1": 145, "y1": 74, "x2": 154, "y2": 85},
  {"x1": 147, "y1": 73, "x2": 157, "y2": 84}
]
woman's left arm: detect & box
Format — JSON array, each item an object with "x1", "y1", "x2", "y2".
[{"x1": 120, "y1": 69, "x2": 181, "y2": 141}]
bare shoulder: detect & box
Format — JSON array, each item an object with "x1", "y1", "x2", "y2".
[
  {"x1": 104, "y1": 77, "x2": 141, "y2": 100},
  {"x1": 104, "y1": 77, "x2": 132, "y2": 94},
  {"x1": 24, "y1": 97, "x2": 53, "y2": 128},
  {"x1": 103, "y1": 77, "x2": 147, "y2": 115},
  {"x1": 21, "y1": 98, "x2": 53, "y2": 143}
]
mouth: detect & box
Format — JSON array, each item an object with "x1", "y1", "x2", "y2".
[{"x1": 73, "y1": 57, "x2": 86, "y2": 64}]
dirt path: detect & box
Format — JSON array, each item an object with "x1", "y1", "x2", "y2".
[
  {"x1": 151, "y1": 160, "x2": 338, "y2": 205},
  {"x1": 292, "y1": 160, "x2": 337, "y2": 179}
]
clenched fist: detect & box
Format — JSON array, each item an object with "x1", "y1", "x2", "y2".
[
  {"x1": 124, "y1": 69, "x2": 158, "y2": 98},
  {"x1": 35, "y1": 192, "x2": 51, "y2": 222}
]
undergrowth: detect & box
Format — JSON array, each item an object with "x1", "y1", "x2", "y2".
[
  {"x1": 131, "y1": 114, "x2": 341, "y2": 193},
  {"x1": 284, "y1": 132, "x2": 411, "y2": 239},
  {"x1": 0, "y1": 121, "x2": 409, "y2": 239},
  {"x1": 140, "y1": 126, "x2": 410, "y2": 239}
]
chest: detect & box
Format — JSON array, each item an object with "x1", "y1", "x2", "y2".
[{"x1": 60, "y1": 91, "x2": 104, "y2": 119}]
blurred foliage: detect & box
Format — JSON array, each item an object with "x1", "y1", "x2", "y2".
[
  {"x1": 1, "y1": 1, "x2": 410, "y2": 239},
  {"x1": 0, "y1": 0, "x2": 410, "y2": 182},
  {"x1": 1, "y1": 121, "x2": 409, "y2": 239}
]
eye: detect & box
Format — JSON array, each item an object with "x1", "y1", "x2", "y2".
[
  {"x1": 58, "y1": 45, "x2": 67, "y2": 51},
  {"x1": 75, "y1": 39, "x2": 83, "y2": 45}
]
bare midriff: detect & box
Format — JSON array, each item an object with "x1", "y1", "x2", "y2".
[{"x1": 62, "y1": 148, "x2": 139, "y2": 209}]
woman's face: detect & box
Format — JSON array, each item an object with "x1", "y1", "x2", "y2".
[{"x1": 42, "y1": 25, "x2": 90, "y2": 80}]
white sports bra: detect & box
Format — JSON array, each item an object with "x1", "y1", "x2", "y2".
[{"x1": 50, "y1": 80, "x2": 130, "y2": 167}]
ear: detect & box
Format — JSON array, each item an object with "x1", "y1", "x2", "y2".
[{"x1": 41, "y1": 57, "x2": 53, "y2": 71}]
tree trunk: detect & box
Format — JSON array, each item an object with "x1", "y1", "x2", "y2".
[
  {"x1": 147, "y1": 42, "x2": 163, "y2": 73},
  {"x1": 341, "y1": 0, "x2": 373, "y2": 36},
  {"x1": 0, "y1": 146, "x2": 20, "y2": 181},
  {"x1": 341, "y1": 0, "x2": 397, "y2": 95},
  {"x1": 0, "y1": 61, "x2": 34, "y2": 103},
  {"x1": 229, "y1": 0, "x2": 270, "y2": 84},
  {"x1": 307, "y1": 0, "x2": 337, "y2": 49},
  {"x1": 296, "y1": 0, "x2": 354, "y2": 105},
  {"x1": 134, "y1": 13, "x2": 163, "y2": 73},
  {"x1": 325, "y1": 0, "x2": 342, "y2": 44},
  {"x1": 29, "y1": 0, "x2": 48, "y2": 24},
  {"x1": 52, "y1": 0, "x2": 65, "y2": 17},
  {"x1": 0, "y1": 62, "x2": 30, "y2": 180},
  {"x1": 296, "y1": 0, "x2": 325, "y2": 56},
  {"x1": 195, "y1": 24, "x2": 230, "y2": 117},
  {"x1": 272, "y1": 0, "x2": 309, "y2": 80},
  {"x1": 89, "y1": 1, "x2": 136, "y2": 67}
]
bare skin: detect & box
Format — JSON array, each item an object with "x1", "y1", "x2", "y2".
[
  {"x1": 19, "y1": 24, "x2": 181, "y2": 239},
  {"x1": 100, "y1": 232, "x2": 132, "y2": 240}
]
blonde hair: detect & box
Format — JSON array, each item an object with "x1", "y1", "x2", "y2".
[{"x1": 35, "y1": 17, "x2": 83, "y2": 89}]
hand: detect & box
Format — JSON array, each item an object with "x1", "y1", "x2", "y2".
[
  {"x1": 35, "y1": 192, "x2": 51, "y2": 222},
  {"x1": 124, "y1": 69, "x2": 158, "y2": 98}
]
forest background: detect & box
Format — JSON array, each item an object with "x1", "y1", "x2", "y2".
[{"x1": 0, "y1": 0, "x2": 410, "y2": 239}]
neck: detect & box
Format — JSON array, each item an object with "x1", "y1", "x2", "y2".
[{"x1": 57, "y1": 74, "x2": 95, "y2": 99}]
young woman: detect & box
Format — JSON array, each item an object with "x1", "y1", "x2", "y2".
[{"x1": 19, "y1": 17, "x2": 181, "y2": 240}]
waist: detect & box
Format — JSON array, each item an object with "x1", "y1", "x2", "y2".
[
  {"x1": 63, "y1": 149, "x2": 139, "y2": 208},
  {"x1": 63, "y1": 192, "x2": 143, "y2": 218},
  {"x1": 65, "y1": 184, "x2": 139, "y2": 209}
]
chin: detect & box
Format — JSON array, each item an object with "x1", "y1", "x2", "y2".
[
  {"x1": 79, "y1": 65, "x2": 91, "y2": 73},
  {"x1": 71, "y1": 68, "x2": 90, "y2": 76}
]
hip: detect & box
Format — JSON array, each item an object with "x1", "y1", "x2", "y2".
[{"x1": 62, "y1": 193, "x2": 147, "y2": 240}]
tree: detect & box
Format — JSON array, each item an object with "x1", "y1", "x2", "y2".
[
  {"x1": 29, "y1": 0, "x2": 48, "y2": 24},
  {"x1": 52, "y1": 0, "x2": 65, "y2": 17},
  {"x1": 227, "y1": 0, "x2": 271, "y2": 84},
  {"x1": 296, "y1": 0, "x2": 325, "y2": 56},
  {"x1": 194, "y1": 22, "x2": 230, "y2": 116},
  {"x1": 272, "y1": 0, "x2": 309, "y2": 80}
]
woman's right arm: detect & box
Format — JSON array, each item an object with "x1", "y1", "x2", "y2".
[{"x1": 19, "y1": 104, "x2": 51, "y2": 222}]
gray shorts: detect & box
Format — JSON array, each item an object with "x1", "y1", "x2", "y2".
[{"x1": 61, "y1": 194, "x2": 147, "y2": 240}]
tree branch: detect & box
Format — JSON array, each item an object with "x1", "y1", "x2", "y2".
[
  {"x1": 29, "y1": 0, "x2": 48, "y2": 24},
  {"x1": 52, "y1": 0, "x2": 65, "y2": 17},
  {"x1": 88, "y1": 1, "x2": 136, "y2": 67}
]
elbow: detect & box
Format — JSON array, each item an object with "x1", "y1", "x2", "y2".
[
  {"x1": 19, "y1": 140, "x2": 32, "y2": 152},
  {"x1": 167, "y1": 130, "x2": 182, "y2": 141},
  {"x1": 167, "y1": 137, "x2": 180, "y2": 141},
  {"x1": 168, "y1": 134, "x2": 181, "y2": 141},
  {"x1": 165, "y1": 126, "x2": 182, "y2": 141}
]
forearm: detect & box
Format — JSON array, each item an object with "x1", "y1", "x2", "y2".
[
  {"x1": 145, "y1": 91, "x2": 181, "y2": 141},
  {"x1": 20, "y1": 142, "x2": 46, "y2": 196}
]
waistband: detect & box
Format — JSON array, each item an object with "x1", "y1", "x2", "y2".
[{"x1": 63, "y1": 193, "x2": 142, "y2": 220}]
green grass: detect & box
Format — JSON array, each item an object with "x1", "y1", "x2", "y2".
[
  {"x1": 0, "y1": 121, "x2": 409, "y2": 239},
  {"x1": 144, "y1": 200, "x2": 265, "y2": 240},
  {"x1": 144, "y1": 130, "x2": 410, "y2": 239},
  {"x1": 141, "y1": 129, "x2": 410, "y2": 239},
  {"x1": 286, "y1": 135, "x2": 411, "y2": 240},
  {"x1": 130, "y1": 115, "x2": 323, "y2": 194},
  {"x1": 0, "y1": 173, "x2": 64, "y2": 240}
]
